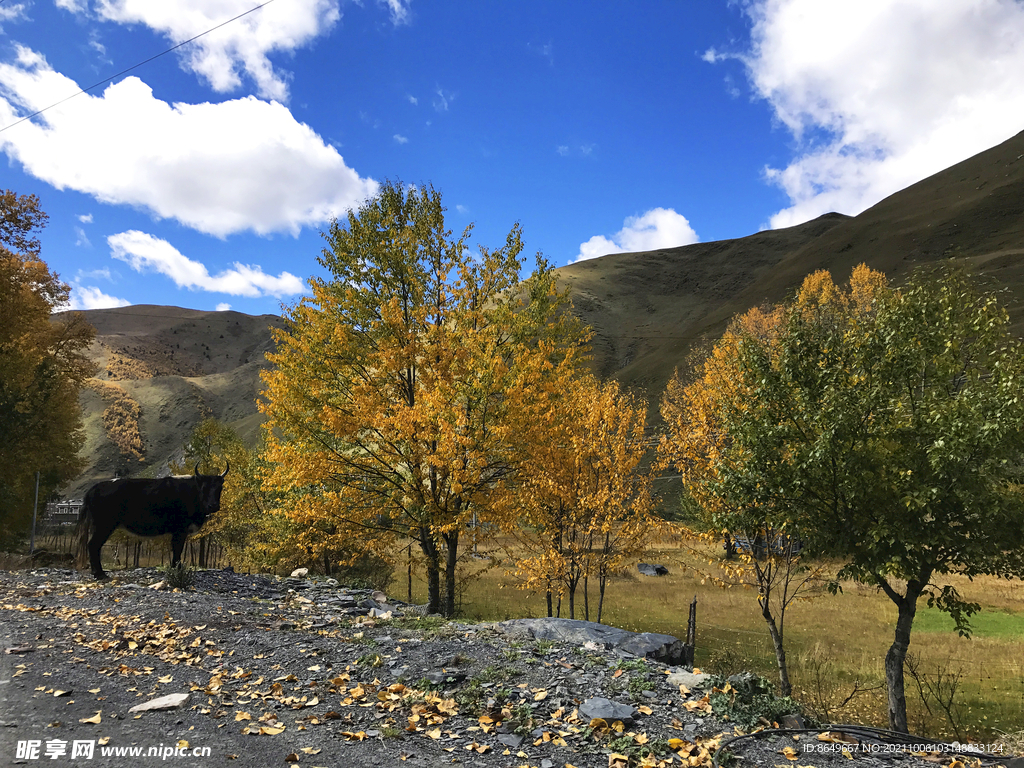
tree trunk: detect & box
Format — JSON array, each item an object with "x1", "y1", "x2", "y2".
[
  {"x1": 884, "y1": 579, "x2": 925, "y2": 733},
  {"x1": 760, "y1": 597, "x2": 792, "y2": 697},
  {"x1": 597, "y1": 571, "x2": 607, "y2": 624},
  {"x1": 419, "y1": 530, "x2": 441, "y2": 615},
  {"x1": 407, "y1": 542, "x2": 413, "y2": 603},
  {"x1": 442, "y1": 530, "x2": 459, "y2": 618},
  {"x1": 583, "y1": 574, "x2": 590, "y2": 622},
  {"x1": 546, "y1": 581, "x2": 553, "y2": 618}
]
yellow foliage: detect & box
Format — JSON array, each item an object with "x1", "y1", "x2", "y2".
[
  {"x1": 259, "y1": 181, "x2": 587, "y2": 615},
  {"x1": 499, "y1": 373, "x2": 660, "y2": 620},
  {"x1": 658, "y1": 264, "x2": 888, "y2": 522},
  {"x1": 1, "y1": 190, "x2": 95, "y2": 542},
  {"x1": 86, "y1": 380, "x2": 144, "y2": 460}
]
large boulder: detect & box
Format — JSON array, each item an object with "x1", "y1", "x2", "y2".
[{"x1": 494, "y1": 618, "x2": 687, "y2": 665}]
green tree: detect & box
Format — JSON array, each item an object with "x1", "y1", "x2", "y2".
[
  {"x1": 663, "y1": 264, "x2": 1024, "y2": 732},
  {"x1": 0, "y1": 190, "x2": 95, "y2": 548},
  {"x1": 260, "y1": 180, "x2": 583, "y2": 615}
]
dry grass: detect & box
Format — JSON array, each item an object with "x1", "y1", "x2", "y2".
[
  {"x1": 397, "y1": 535, "x2": 1024, "y2": 746},
  {"x1": 88, "y1": 380, "x2": 145, "y2": 460}
]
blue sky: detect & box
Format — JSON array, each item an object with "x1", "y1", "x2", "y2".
[{"x1": 2, "y1": 0, "x2": 1023, "y2": 315}]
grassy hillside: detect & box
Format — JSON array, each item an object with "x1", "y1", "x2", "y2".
[
  {"x1": 62, "y1": 305, "x2": 284, "y2": 497},
  {"x1": 557, "y1": 127, "x2": 1024, "y2": 421}
]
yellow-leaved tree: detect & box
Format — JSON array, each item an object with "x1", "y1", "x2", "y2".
[
  {"x1": 0, "y1": 190, "x2": 95, "y2": 548},
  {"x1": 260, "y1": 181, "x2": 584, "y2": 616},
  {"x1": 506, "y1": 372, "x2": 657, "y2": 623}
]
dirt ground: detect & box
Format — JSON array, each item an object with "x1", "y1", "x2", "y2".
[{"x1": 1, "y1": 567, "x2": 1017, "y2": 768}]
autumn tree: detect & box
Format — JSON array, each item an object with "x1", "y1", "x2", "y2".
[
  {"x1": 507, "y1": 373, "x2": 657, "y2": 622},
  {"x1": 260, "y1": 181, "x2": 583, "y2": 616},
  {"x1": 0, "y1": 190, "x2": 95, "y2": 548},
  {"x1": 662, "y1": 263, "x2": 1024, "y2": 732},
  {"x1": 660, "y1": 302, "x2": 816, "y2": 695}
]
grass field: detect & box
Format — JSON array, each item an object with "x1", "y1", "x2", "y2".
[{"x1": 397, "y1": 535, "x2": 1024, "y2": 747}]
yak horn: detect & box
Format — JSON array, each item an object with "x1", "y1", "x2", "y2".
[
  {"x1": 193, "y1": 461, "x2": 200, "y2": 476},
  {"x1": 221, "y1": 461, "x2": 230, "y2": 478}
]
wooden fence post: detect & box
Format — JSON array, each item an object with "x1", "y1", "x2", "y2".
[{"x1": 683, "y1": 594, "x2": 697, "y2": 668}]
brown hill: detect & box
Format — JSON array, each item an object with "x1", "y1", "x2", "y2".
[
  {"x1": 557, "y1": 127, "x2": 1024, "y2": 418},
  {"x1": 63, "y1": 305, "x2": 284, "y2": 497},
  {"x1": 61, "y1": 128, "x2": 1024, "y2": 495}
]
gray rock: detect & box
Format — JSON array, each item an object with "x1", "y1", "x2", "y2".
[
  {"x1": 666, "y1": 670, "x2": 712, "y2": 690},
  {"x1": 637, "y1": 563, "x2": 669, "y2": 576},
  {"x1": 780, "y1": 713, "x2": 805, "y2": 729},
  {"x1": 578, "y1": 696, "x2": 636, "y2": 724},
  {"x1": 127, "y1": 693, "x2": 190, "y2": 713},
  {"x1": 497, "y1": 734, "x2": 524, "y2": 748},
  {"x1": 495, "y1": 618, "x2": 686, "y2": 665},
  {"x1": 290, "y1": 568, "x2": 308, "y2": 578}
]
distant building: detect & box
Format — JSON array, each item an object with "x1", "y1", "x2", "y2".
[{"x1": 45, "y1": 499, "x2": 83, "y2": 527}]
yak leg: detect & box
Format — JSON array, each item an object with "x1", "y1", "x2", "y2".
[
  {"x1": 89, "y1": 522, "x2": 118, "y2": 581},
  {"x1": 170, "y1": 530, "x2": 188, "y2": 569}
]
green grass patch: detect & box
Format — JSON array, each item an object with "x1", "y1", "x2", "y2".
[{"x1": 914, "y1": 607, "x2": 1024, "y2": 638}]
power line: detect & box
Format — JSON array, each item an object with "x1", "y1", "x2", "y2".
[{"x1": 0, "y1": 0, "x2": 278, "y2": 135}]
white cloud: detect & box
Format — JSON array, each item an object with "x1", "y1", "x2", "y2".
[
  {"x1": 76, "y1": 267, "x2": 113, "y2": 281},
  {"x1": 725, "y1": 0, "x2": 1024, "y2": 228},
  {"x1": 556, "y1": 144, "x2": 597, "y2": 158},
  {"x1": 78, "y1": 213, "x2": 93, "y2": 223},
  {"x1": 406, "y1": 94, "x2": 418, "y2": 106},
  {"x1": 109, "y1": 230, "x2": 306, "y2": 298},
  {"x1": 455, "y1": 204, "x2": 468, "y2": 215},
  {"x1": 0, "y1": 47, "x2": 377, "y2": 237},
  {"x1": 0, "y1": 3, "x2": 27, "y2": 29},
  {"x1": 393, "y1": 133, "x2": 408, "y2": 144},
  {"x1": 67, "y1": 285, "x2": 131, "y2": 310},
  {"x1": 74, "y1": 226, "x2": 91, "y2": 248},
  {"x1": 215, "y1": 302, "x2": 232, "y2": 311},
  {"x1": 379, "y1": 0, "x2": 411, "y2": 25},
  {"x1": 91, "y1": 0, "x2": 341, "y2": 102},
  {"x1": 54, "y1": 0, "x2": 86, "y2": 12},
  {"x1": 433, "y1": 87, "x2": 453, "y2": 112},
  {"x1": 574, "y1": 208, "x2": 699, "y2": 263}
]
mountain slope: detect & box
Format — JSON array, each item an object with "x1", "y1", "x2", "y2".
[
  {"x1": 64, "y1": 305, "x2": 284, "y2": 497},
  {"x1": 556, "y1": 127, "x2": 1024, "y2": 419}
]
